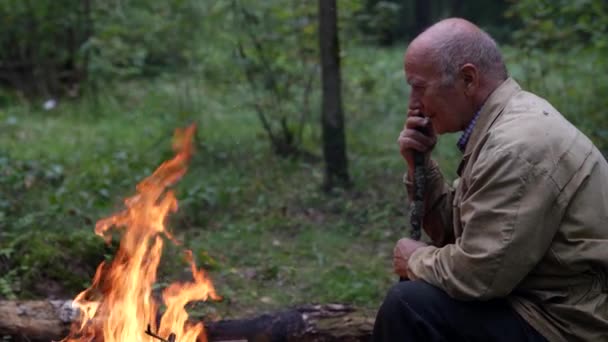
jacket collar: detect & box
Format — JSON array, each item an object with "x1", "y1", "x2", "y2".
[{"x1": 463, "y1": 77, "x2": 521, "y2": 157}]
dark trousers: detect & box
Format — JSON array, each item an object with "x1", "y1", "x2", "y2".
[{"x1": 371, "y1": 280, "x2": 547, "y2": 342}]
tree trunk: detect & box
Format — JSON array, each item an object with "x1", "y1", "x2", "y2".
[
  {"x1": 414, "y1": 0, "x2": 432, "y2": 36},
  {"x1": 318, "y1": 0, "x2": 350, "y2": 191},
  {"x1": 0, "y1": 300, "x2": 374, "y2": 342}
]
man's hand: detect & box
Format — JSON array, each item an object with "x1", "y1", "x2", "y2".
[
  {"x1": 393, "y1": 238, "x2": 428, "y2": 279},
  {"x1": 398, "y1": 108, "x2": 437, "y2": 174}
]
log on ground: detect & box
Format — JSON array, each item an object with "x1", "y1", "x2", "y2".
[{"x1": 0, "y1": 300, "x2": 374, "y2": 341}]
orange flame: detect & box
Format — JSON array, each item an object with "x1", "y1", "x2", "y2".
[{"x1": 62, "y1": 124, "x2": 219, "y2": 342}]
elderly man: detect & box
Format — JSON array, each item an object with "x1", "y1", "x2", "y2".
[{"x1": 372, "y1": 18, "x2": 608, "y2": 342}]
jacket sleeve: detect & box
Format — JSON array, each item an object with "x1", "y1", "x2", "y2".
[
  {"x1": 404, "y1": 159, "x2": 455, "y2": 247},
  {"x1": 407, "y1": 148, "x2": 560, "y2": 300}
]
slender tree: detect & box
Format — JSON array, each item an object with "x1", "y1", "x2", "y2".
[{"x1": 318, "y1": 0, "x2": 350, "y2": 191}]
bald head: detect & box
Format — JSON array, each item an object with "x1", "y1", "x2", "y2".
[{"x1": 406, "y1": 18, "x2": 508, "y2": 85}]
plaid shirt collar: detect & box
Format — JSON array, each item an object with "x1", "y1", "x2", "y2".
[{"x1": 457, "y1": 110, "x2": 481, "y2": 153}]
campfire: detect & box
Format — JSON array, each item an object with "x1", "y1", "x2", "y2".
[
  {"x1": 61, "y1": 124, "x2": 220, "y2": 342},
  {"x1": 0, "y1": 124, "x2": 375, "y2": 341}
]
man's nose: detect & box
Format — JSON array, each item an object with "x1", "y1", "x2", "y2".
[
  {"x1": 408, "y1": 100, "x2": 424, "y2": 112},
  {"x1": 408, "y1": 94, "x2": 423, "y2": 111}
]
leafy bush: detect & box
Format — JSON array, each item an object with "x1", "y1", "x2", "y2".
[
  {"x1": 88, "y1": 0, "x2": 208, "y2": 80},
  {"x1": 507, "y1": 0, "x2": 608, "y2": 52},
  {"x1": 227, "y1": 0, "x2": 365, "y2": 157},
  {"x1": 0, "y1": 0, "x2": 210, "y2": 96},
  {"x1": 0, "y1": 0, "x2": 91, "y2": 96},
  {"x1": 506, "y1": 0, "x2": 608, "y2": 153},
  {"x1": 229, "y1": 0, "x2": 320, "y2": 157}
]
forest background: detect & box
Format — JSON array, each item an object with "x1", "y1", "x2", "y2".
[{"x1": 1, "y1": 0, "x2": 607, "y2": 321}]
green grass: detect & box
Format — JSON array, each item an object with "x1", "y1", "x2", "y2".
[{"x1": 0, "y1": 44, "x2": 606, "y2": 321}]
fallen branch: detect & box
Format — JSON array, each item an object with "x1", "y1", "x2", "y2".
[{"x1": 0, "y1": 300, "x2": 374, "y2": 341}]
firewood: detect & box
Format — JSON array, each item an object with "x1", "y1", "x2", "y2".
[{"x1": 0, "y1": 300, "x2": 374, "y2": 342}]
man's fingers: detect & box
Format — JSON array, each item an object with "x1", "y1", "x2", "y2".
[
  {"x1": 405, "y1": 129, "x2": 435, "y2": 146},
  {"x1": 398, "y1": 132, "x2": 435, "y2": 153},
  {"x1": 398, "y1": 136, "x2": 427, "y2": 153},
  {"x1": 393, "y1": 255, "x2": 408, "y2": 277},
  {"x1": 405, "y1": 116, "x2": 430, "y2": 130},
  {"x1": 407, "y1": 108, "x2": 423, "y2": 118}
]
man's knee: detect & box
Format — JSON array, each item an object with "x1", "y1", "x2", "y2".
[{"x1": 378, "y1": 280, "x2": 448, "y2": 318}]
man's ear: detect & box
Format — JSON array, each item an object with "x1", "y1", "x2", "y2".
[{"x1": 460, "y1": 64, "x2": 479, "y2": 96}]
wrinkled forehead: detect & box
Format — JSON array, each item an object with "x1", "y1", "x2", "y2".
[{"x1": 404, "y1": 46, "x2": 440, "y2": 85}]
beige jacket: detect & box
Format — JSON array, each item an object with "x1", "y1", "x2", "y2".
[{"x1": 407, "y1": 78, "x2": 608, "y2": 342}]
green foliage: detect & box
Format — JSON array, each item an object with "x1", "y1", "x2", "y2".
[
  {"x1": 507, "y1": 0, "x2": 608, "y2": 51},
  {"x1": 0, "y1": 0, "x2": 90, "y2": 95},
  {"x1": 229, "y1": 0, "x2": 319, "y2": 156},
  {"x1": 0, "y1": 155, "x2": 66, "y2": 233},
  {"x1": 0, "y1": 230, "x2": 106, "y2": 299},
  {"x1": 87, "y1": 0, "x2": 208, "y2": 80},
  {"x1": 0, "y1": 0, "x2": 211, "y2": 96},
  {"x1": 356, "y1": 1, "x2": 403, "y2": 44},
  {"x1": 358, "y1": 0, "x2": 514, "y2": 44},
  {"x1": 506, "y1": 0, "x2": 608, "y2": 152},
  {"x1": 504, "y1": 48, "x2": 608, "y2": 154},
  {"x1": 227, "y1": 0, "x2": 365, "y2": 157}
]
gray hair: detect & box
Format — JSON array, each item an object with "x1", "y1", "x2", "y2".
[{"x1": 429, "y1": 26, "x2": 508, "y2": 86}]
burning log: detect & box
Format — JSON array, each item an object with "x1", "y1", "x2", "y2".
[
  {"x1": 0, "y1": 300, "x2": 374, "y2": 341},
  {"x1": 0, "y1": 300, "x2": 75, "y2": 341}
]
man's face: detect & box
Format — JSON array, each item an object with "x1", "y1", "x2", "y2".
[{"x1": 404, "y1": 52, "x2": 470, "y2": 134}]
